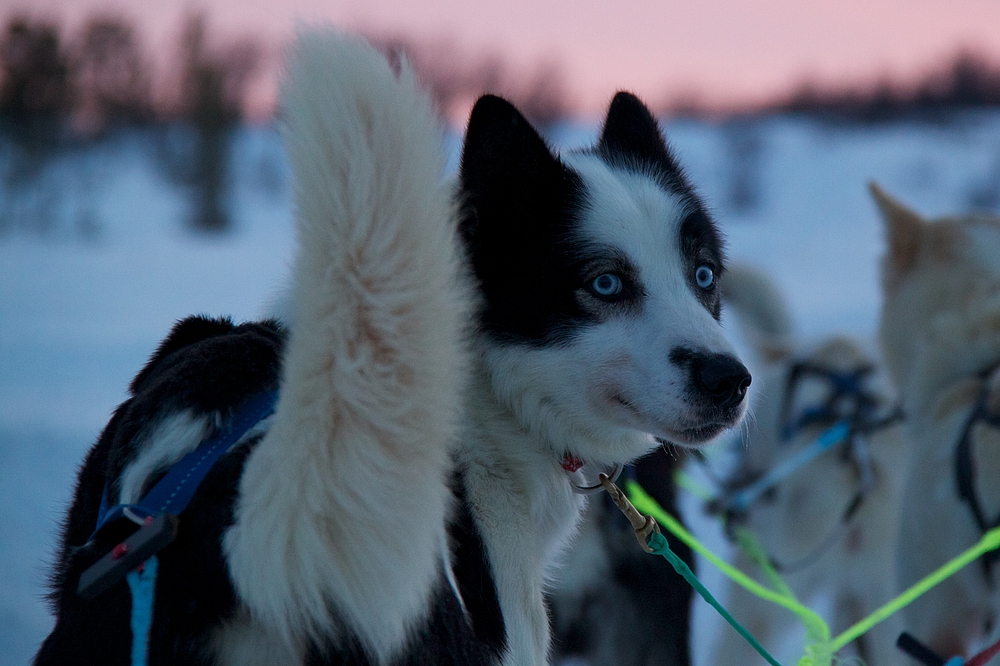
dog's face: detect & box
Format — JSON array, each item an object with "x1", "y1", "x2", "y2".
[
  {"x1": 873, "y1": 183, "x2": 1000, "y2": 394},
  {"x1": 459, "y1": 93, "x2": 749, "y2": 466}
]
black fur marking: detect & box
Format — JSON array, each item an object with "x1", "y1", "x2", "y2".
[
  {"x1": 459, "y1": 94, "x2": 593, "y2": 346},
  {"x1": 596, "y1": 92, "x2": 726, "y2": 320},
  {"x1": 306, "y1": 571, "x2": 501, "y2": 666},
  {"x1": 129, "y1": 316, "x2": 243, "y2": 394},
  {"x1": 680, "y1": 209, "x2": 725, "y2": 319},
  {"x1": 448, "y1": 471, "x2": 507, "y2": 657},
  {"x1": 596, "y1": 92, "x2": 694, "y2": 200},
  {"x1": 38, "y1": 315, "x2": 504, "y2": 666},
  {"x1": 577, "y1": 252, "x2": 646, "y2": 319},
  {"x1": 108, "y1": 316, "x2": 286, "y2": 500},
  {"x1": 460, "y1": 92, "x2": 727, "y2": 343},
  {"x1": 307, "y1": 471, "x2": 507, "y2": 665}
]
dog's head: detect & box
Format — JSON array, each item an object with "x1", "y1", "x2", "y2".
[
  {"x1": 458, "y1": 92, "x2": 749, "y2": 466},
  {"x1": 872, "y1": 183, "x2": 1000, "y2": 400}
]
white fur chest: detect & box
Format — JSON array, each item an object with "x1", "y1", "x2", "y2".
[{"x1": 459, "y1": 395, "x2": 588, "y2": 666}]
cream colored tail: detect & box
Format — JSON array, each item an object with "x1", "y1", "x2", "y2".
[{"x1": 225, "y1": 31, "x2": 470, "y2": 661}]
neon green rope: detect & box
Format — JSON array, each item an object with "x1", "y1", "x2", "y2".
[
  {"x1": 626, "y1": 482, "x2": 831, "y2": 649},
  {"x1": 637, "y1": 475, "x2": 1000, "y2": 666},
  {"x1": 829, "y1": 525, "x2": 1000, "y2": 652},
  {"x1": 732, "y1": 527, "x2": 797, "y2": 601}
]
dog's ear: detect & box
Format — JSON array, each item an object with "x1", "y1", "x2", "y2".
[
  {"x1": 459, "y1": 94, "x2": 575, "y2": 250},
  {"x1": 460, "y1": 94, "x2": 564, "y2": 210},
  {"x1": 458, "y1": 95, "x2": 585, "y2": 342},
  {"x1": 598, "y1": 92, "x2": 683, "y2": 180},
  {"x1": 870, "y1": 182, "x2": 925, "y2": 276}
]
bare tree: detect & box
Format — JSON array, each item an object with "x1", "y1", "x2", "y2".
[
  {"x1": 70, "y1": 16, "x2": 151, "y2": 133},
  {"x1": 0, "y1": 16, "x2": 70, "y2": 119},
  {"x1": 158, "y1": 14, "x2": 262, "y2": 232},
  {"x1": 0, "y1": 16, "x2": 71, "y2": 235}
]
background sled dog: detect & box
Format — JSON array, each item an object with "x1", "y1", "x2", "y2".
[
  {"x1": 35, "y1": 31, "x2": 749, "y2": 666},
  {"x1": 874, "y1": 184, "x2": 1000, "y2": 659},
  {"x1": 713, "y1": 263, "x2": 907, "y2": 666}
]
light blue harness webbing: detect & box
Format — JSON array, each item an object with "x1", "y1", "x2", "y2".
[
  {"x1": 725, "y1": 421, "x2": 850, "y2": 512},
  {"x1": 126, "y1": 556, "x2": 158, "y2": 666}
]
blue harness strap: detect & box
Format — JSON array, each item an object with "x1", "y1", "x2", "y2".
[
  {"x1": 126, "y1": 556, "x2": 158, "y2": 666},
  {"x1": 78, "y1": 390, "x2": 279, "y2": 666},
  {"x1": 90, "y1": 389, "x2": 280, "y2": 540},
  {"x1": 726, "y1": 421, "x2": 850, "y2": 512}
]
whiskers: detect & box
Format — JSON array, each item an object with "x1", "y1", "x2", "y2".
[{"x1": 739, "y1": 405, "x2": 758, "y2": 449}]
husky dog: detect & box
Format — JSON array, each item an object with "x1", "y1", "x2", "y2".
[
  {"x1": 713, "y1": 263, "x2": 907, "y2": 666},
  {"x1": 35, "y1": 32, "x2": 749, "y2": 666},
  {"x1": 874, "y1": 184, "x2": 1000, "y2": 658}
]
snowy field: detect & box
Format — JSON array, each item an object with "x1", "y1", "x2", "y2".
[{"x1": 3, "y1": 112, "x2": 1000, "y2": 664}]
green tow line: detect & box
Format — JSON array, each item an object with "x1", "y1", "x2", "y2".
[
  {"x1": 624, "y1": 480, "x2": 1000, "y2": 666},
  {"x1": 643, "y1": 528, "x2": 784, "y2": 666}
]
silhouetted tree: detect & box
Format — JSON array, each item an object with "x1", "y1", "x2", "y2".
[
  {"x1": 0, "y1": 16, "x2": 70, "y2": 120},
  {"x1": 71, "y1": 16, "x2": 151, "y2": 133},
  {"x1": 159, "y1": 14, "x2": 261, "y2": 232},
  {"x1": 0, "y1": 16, "x2": 72, "y2": 234}
]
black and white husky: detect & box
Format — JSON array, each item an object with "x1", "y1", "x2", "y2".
[{"x1": 35, "y1": 32, "x2": 749, "y2": 666}]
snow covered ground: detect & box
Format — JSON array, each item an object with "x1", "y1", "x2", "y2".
[{"x1": 3, "y1": 112, "x2": 1000, "y2": 664}]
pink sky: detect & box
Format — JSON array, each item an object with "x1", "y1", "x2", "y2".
[{"x1": 10, "y1": 0, "x2": 1000, "y2": 116}]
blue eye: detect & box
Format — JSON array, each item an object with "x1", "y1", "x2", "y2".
[
  {"x1": 695, "y1": 265, "x2": 714, "y2": 289},
  {"x1": 591, "y1": 273, "x2": 623, "y2": 298}
]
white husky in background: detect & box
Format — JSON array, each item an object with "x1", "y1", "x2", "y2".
[
  {"x1": 713, "y1": 263, "x2": 908, "y2": 666},
  {"x1": 874, "y1": 184, "x2": 1000, "y2": 659},
  {"x1": 36, "y1": 31, "x2": 750, "y2": 666}
]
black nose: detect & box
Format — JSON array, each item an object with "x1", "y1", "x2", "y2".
[{"x1": 691, "y1": 353, "x2": 751, "y2": 409}]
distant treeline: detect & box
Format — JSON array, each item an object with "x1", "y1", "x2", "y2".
[
  {"x1": 0, "y1": 13, "x2": 261, "y2": 133},
  {"x1": 0, "y1": 13, "x2": 265, "y2": 232},
  {"x1": 774, "y1": 51, "x2": 1000, "y2": 121},
  {"x1": 7, "y1": 11, "x2": 1000, "y2": 129},
  {"x1": 0, "y1": 13, "x2": 572, "y2": 131},
  {"x1": 0, "y1": 13, "x2": 575, "y2": 235}
]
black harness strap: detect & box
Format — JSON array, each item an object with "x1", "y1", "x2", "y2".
[
  {"x1": 726, "y1": 360, "x2": 902, "y2": 573},
  {"x1": 778, "y1": 361, "x2": 877, "y2": 443},
  {"x1": 896, "y1": 631, "x2": 947, "y2": 666},
  {"x1": 954, "y1": 379, "x2": 1000, "y2": 582}
]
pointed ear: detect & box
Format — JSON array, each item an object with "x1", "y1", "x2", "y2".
[
  {"x1": 598, "y1": 92, "x2": 680, "y2": 176},
  {"x1": 869, "y1": 181, "x2": 925, "y2": 276},
  {"x1": 460, "y1": 94, "x2": 562, "y2": 205}
]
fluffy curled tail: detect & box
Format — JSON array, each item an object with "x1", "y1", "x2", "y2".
[
  {"x1": 225, "y1": 31, "x2": 470, "y2": 661},
  {"x1": 722, "y1": 262, "x2": 794, "y2": 364}
]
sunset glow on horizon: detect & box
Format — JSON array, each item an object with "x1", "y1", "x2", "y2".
[{"x1": 8, "y1": 0, "x2": 1000, "y2": 117}]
